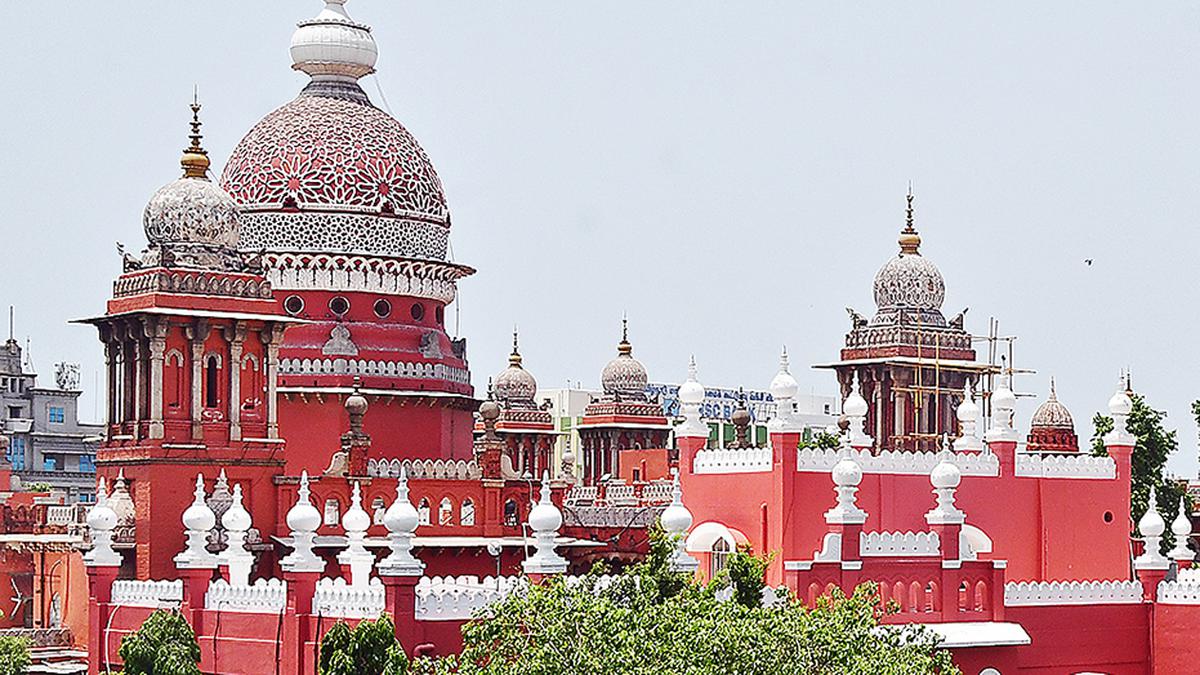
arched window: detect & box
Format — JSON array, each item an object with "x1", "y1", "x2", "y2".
[
  {"x1": 710, "y1": 538, "x2": 731, "y2": 578},
  {"x1": 461, "y1": 498, "x2": 476, "y2": 526},
  {"x1": 503, "y1": 499, "x2": 519, "y2": 527},
  {"x1": 204, "y1": 355, "x2": 219, "y2": 408},
  {"x1": 438, "y1": 497, "x2": 454, "y2": 526},
  {"x1": 417, "y1": 498, "x2": 431, "y2": 526}
]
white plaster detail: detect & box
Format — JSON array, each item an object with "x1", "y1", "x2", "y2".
[
  {"x1": 859, "y1": 531, "x2": 941, "y2": 557},
  {"x1": 692, "y1": 446, "x2": 772, "y2": 474},
  {"x1": 984, "y1": 373, "x2": 1019, "y2": 443},
  {"x1": 175, "y1": 474, "x2": 219, "y2": 569},
  {"x1": 1103, "y1": 377, "x2": 1136, "y2": 448},
  {"x1": 659, "y1": 469, "x2": 699, "y2": 573},
  {"x1": 1004, "y1": 580, "x2": 1143, "y2": 606},
  {"x1": 675, "y1": 356, "x2": 708, "y2": 438},
  {"x1": 1013, "y1": 453, "x2": 1116, "y2": 479},
  {"x1": 523, "y1": 471, "x2": 568, "y2": 575},
  {"x1": 219, "y1": 483, "x2": 254, "y2": 586},
  {"x1": 825, "y1": 453, "x2": 867, "y2": 525},
  {"x1": 83, "y1": 478, "x2": 122, "y2": 568},
  {"x1": 1169, "y1": 496, "x2": 1195, "y2": 563},
  {"x1": 280, "y1": 357, "x2": 470, "y2": 386},
  {"x1": 378, "y1": 467, "x2": 425, "y2": 576},
  {"x1": 337, "y1": 481, "x2": 375, "y2": 587},
  {"x1": 925, "y1": 454, "x2": 966, "y2": 526},
  {"x1": 1134, "y1": 487, "x2": 1169, "y2": 570},
  {"x1": 314, "y1": 577, "x2": 385, "y2": 619},
  {"x1": 112, "y1": 579, "x2": 183, "y2": 608},
  {"x1": 795, "y1": 447, "x2": 999, "y2": 476},
  {"x1": 1158, "y1": 579, "x2": 1200, "y2": 604},
  {"x1": 368, "y1": 458, "x2": 480, "y2": 480},
  {"x1": 280, "y1": 471, "x2": 327, "y2": 573},
  {"x1": 954, "y1": 382, "x2": 985, "y2": 453},
  {"x1": 767, "y1": 347, "x2": 803, "y2": 432},
  {"x1": 206, "y1": 578, "x2": 287, "y2": 613}
]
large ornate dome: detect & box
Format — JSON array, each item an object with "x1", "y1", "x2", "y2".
[
  {"x1": 219, "y1": 0, "x2": 450, "y2": 262},
  {"x1": 869, "y1": 192, "x2": 948, "y2": 326}
]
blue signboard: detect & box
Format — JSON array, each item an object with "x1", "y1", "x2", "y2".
[{"x1": 646, "y1": 383, "x2": 776, "y2": 423}]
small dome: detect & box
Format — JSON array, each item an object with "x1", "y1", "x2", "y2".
[
  {"x1": 383, "y1": 471, "x2": 419, "y2": 534},
  {"x1": 843, "y1": 375, "x2": 868, "y2": 418},
  {"x1": 1139, "y1": 488, "x2": 1165, "y2": 537},
  {"x1": 1108, "y1": 386, "x2": 1133, "y2": 417},
  {"x1": 991, "y1": 375, "x2": 1017, "y2": 412},
  {"x1": 528, "y1": 479, "x2": 563, "y2": 533},
  {"x1": 144, "y1": 178, "x2": 241, "y2": 250},
  {"x1": 956, "y1": 385, "x2": 980, "y2": 423},
  {"x1": 931, "y1": 457, "x2": 961, "y2": 490},
  {"x1": 494, "y1": 332, "x2": 538, "y2": 404},
  {"x1": 342, "y1": 482, "x2": 371, "y2": 533},
  {"x1": 86, "y1": 480, "x2": 118, "y2": 532},
  {"x1": 181, "y1": 475, "x2": 216, "y2": 532},
  {"x1": 832, "y1": 457, "x2": 862, "y2": 487},
  {"x1": 601, "y1": 321, "x2": 647, "y2": 399},
  {"x1": 1030, "y1": 379, "x2": 1074, "y2": 429},
  {"x1": 222, "y1": 485, "x2": 253, "y2": 533},
  {"x1": 286, "y1": 472, "x2": 322, "y2": 534},
  {"x1": 872, "y1": 193, "x2": 946, "y2": 315}
]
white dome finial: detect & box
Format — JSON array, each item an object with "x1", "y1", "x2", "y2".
[
  {"x1": 1135, "y1": 487, "x2": 1169, "y2": 569},
  {"x1": 378, "y1": 467, "x2": 425, "y2": 576},
  {"x1": 83, "y1": 477, "x2": 122, "y2": 567},
  {"x1": 338, "y1": 481, "x2": 374, "y2": 587},
  {"x1": 676, "y1": 357, "x2": 707, "y2": 438},
  {"x1": 281, "y1": 471, "x2": 327, "y2": 573},
  {"x1": 175, "y1": 474, "x2": 218, "y2": 569},
  {"x1": 291, "y1": 0, "x2": 378, "y2": 82},
  {"x1": 925, "y1": 456, "x2": 965, "y2": 526},
  {"x1": 954, "y1": 382, "x2": 984, "y2": 453},
  {"x1": 659, "y1": 469, "x2": 700, "y2": 572},
  {"x1": 826, "y1": 454, "x2": 866, "y2": 525},
  {"x1": 843, "y1": 372, "x2": 872, "y2": 450},
  {"x1": 1169, "y1": 496, "x2": 1195, "y2": 563},
  {"x1": 769, "y1": 346, "x2": 801, "y2": 432},
  {"x1": 523, "y1": 471, "x2": 568, "y2": 575},
  {"x1": 220, "y1": 483, "x2": 255, "y2": 585}
]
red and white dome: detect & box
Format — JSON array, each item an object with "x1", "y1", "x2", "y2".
[{"x1": 219, "y1": 0, "x2": 451, "y2": 263}]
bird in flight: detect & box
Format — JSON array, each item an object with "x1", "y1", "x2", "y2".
[{"x1": 1084, "y1": 259, "x2": 1093, "y2": 266}]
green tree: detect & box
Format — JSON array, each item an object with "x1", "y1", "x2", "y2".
[
  {"x1": 318, "y1": 614, "x2": 408, "y2": 675},
  {"x1": 415, "y1": 531, "x2": 958, "y2": 674},
  {"x1": 798, "y1": 430, "x2": 841, "y2": 451},
  {"x1": 1093, "y1": 392, "x2": 1189, "y2": 551},
  {"x1": 0, "y1": 635, "x2": 31, "y2": 675},
  {"x1": 118, "y1": 609, "x2": 201, "y2": 675},
  {"x1": 23, "y1": 482, "x2": 52, "y2": 493}
]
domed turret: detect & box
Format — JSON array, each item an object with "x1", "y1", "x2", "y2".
[
  {"x1": 290, "y1": 0, "x2": 378, "y2": 82},
  {"x1": 494, "y1": 331, "x2": 539, "y2": 406},
  {"x1": 142, "y1": 101, "x2": 243, "y2": 270},
  {"x1": 601, "y1": 319, "x2": 648, "y2": 400},
  {"x1": 1027, "y1": 378, "x2": 1079, "y2": 453}
]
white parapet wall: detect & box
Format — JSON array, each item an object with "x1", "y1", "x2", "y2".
[
  {"x1": 859, "y1": 531, "x2": 941, "y2": 557},
  {"x1": 206, "y1": 578, "x2": 288, "y2": 613},
  {"x1": 112, "y1": 579, "x2": 183, "y2": 608},
  {"x1": 415, "y1": 574, "x2": 617, "y2": 621},
  {"x1": 795, "y1": 448, "x2": 999, "y2": 477},
  {"x1": 693, "y1": 447, "x2": 772, "y2": 474},
  {"x1": 314, "y1": 577, "x2": 386, "y2": 619},
  {"x1": 1156, "y1": 579, "x2": 1200, "y2": 605},
  {"x1": 1013, "y1": 453, "x2": 1116, "y2": 480},
  {"x1": 1003, "y1": 580, "x2": 1143, "y2": 606}
]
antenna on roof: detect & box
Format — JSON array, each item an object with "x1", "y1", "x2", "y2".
[{"x1": 8, "y1": 306, "x2": 12, "y2": 341}]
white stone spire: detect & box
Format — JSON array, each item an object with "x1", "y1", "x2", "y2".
[
  {"x1": 825, "y1": 453, "x2": 867, "y2": 525},
  {"x1": 83, "y1": 477, "x2": 122, "y2": 567},
  {"x1": 954, "y1": 382, "x2": 985, "y2": 453},
  {"x1": 659, "y1": 469, "x2": 699, "y2": 572},
  {"x1": 1134, "y1": 487, "x2": 1168, "y2": 570},
  {"x1": 337, "y1": 481, "x2": 374, "y2": 587},
  {"x1": 1169, "y1": 497, "x2": 1195, "y2": 563},
  {"x1": 1104, "y1": 374, "x2": 1136, "y2": 447},
  {"x1": 378, "y1": 467, "x2": 424, "y2": 576},
  {"x1": 281, "y1": 471, "x2": 327, "y2": 573},
  {"x1": 925, "y1": 453, "x2": 965, "y2": 526},
  {"x1": 768, "y1": 346, "x2": 801, "y2": 432},
  {"x1": 220, "y1": 483, "x2": 254, "y2": 585},
  {"x1": 290, "y1": 0, "x2": 379, "y2": 83},
  {"x1": 984, "y1": 373, "x2": 1018, "y2": 443},
  {"x1": 175, "y1": 474, "x2": 219, "y2": 568},
  {"x1": 675, "y1": 356, "x2": 708, "y2": 438},
  {"x1": 843, "y1": 372, "x2": 872, "y2": 450},
  {"x1": 522, "y1": 471, "x2": 568, "y2": 575}
]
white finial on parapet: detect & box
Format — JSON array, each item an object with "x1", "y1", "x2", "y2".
[
  {"x1": 825, "y1": 453, "x2": 867, "y2": 525},
  {"x1": 280, "y1": 471, "x2": 327, "y2": 573},
  {"x1": 843, "y1": 372, "x2": 872, "y2": 450},
  {"x1": 660, "y1": 469, "x2": 700, "y2": 572},
  {"x1": 925, "y1": 455, "x2": 965, "y2": 525},
  {"x1": 378, "y1": 467, "x2": 424, "y2": 576},
  {"x1": 768, "y1": 346, "x2": 801, "y2": 432},
  {"x1": 338, "y1": 481, "x2": 374, "y2": 587},
  {"x1": 175, "y1": 474, "x2": 218, "y2": 569},
  {"x1": 220, "y1": 483, "x2": 254, "y2": 585},
  {"x1": 290, "y1": 0, "x2": 378, "y2": 82},
  {"x1": 676, "y1": 356, "x2": 708, "y2": 438},
  {"x1": 984, "y1": 373, "x2": 1018, "y2": 443},
  {"x1": 83, "y1": 477, "x2": 122, "y2": 567},
  {"x1": 954, "y1": 382, "x2": 985, "y2": 453},
  {"x1": 523, "y1": 471, "x2": 568, "y2": 575},
  {"x1": 1104, "y1": 374, "x2": 1135, "y2": 447},
  {"x1": 1134, "y1": 487, "x2": 1169, "y2": 569},
  {"x1": 1169, "y1": 497, "x2": 1195, "y2": 563}
]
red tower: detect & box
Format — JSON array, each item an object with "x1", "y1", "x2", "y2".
[
  {"x1": 578, "y1": 322, "x2": 670, "y2": 484},
  {"x1": 818, "y1": 193, "x2": 991, "y2": 452},
  {"x1": 219, "y1": 4, "x2": 477, "y2": 474},
  {"x1": 481, "y1": 332, "x2": 558, "y2": 479},
  {"x1": 81, "y1": 104, "x2": 297, "y2": 579}
]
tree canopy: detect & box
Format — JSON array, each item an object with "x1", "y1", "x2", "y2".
[{"x1": 409, "y1": 531, "x2": 959, "y2": 675}]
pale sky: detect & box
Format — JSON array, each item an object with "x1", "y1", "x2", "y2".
[{"x1": 2, "y1": 2, "x2": 1197, "y2": 474}]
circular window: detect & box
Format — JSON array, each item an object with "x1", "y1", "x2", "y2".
[
  {"x1": 410, "y1": 302, "x2": 426, "y2": 321},
  {"x1": 283, "y1": 295, "x2": 305, "y2": 316},
  {"x1": 373, "y1": 299, "x2": 392, "y2": 319},
  {"x1": 435, "y1": 306, "x2": 445, "y2": 325},
  {"x1": 329, "y1": 296, "x2": 350, "y2": 317},
  {"x1": 1103, "y1": 511, "x2": 1114, "y2": 523}
]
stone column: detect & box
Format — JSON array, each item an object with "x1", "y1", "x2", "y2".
[
  {"x1": 131, "y1": 330, "x2": 146, "y2": 429},
  {"x1": 185, "y1": 321, "x2": 208, "y2": 439},
  {"x1": 100, "y1": 326, "x2": 118, "y2": 433},
  {"x1": 261, "y1": 324, "x2": 285, "y2": 439},
  {"x1": 225, "y1": 323, "x2": 246, "y2": 442},
  {"x1": 146, "y1": 319, "x2": 168, "y2": 440}
]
